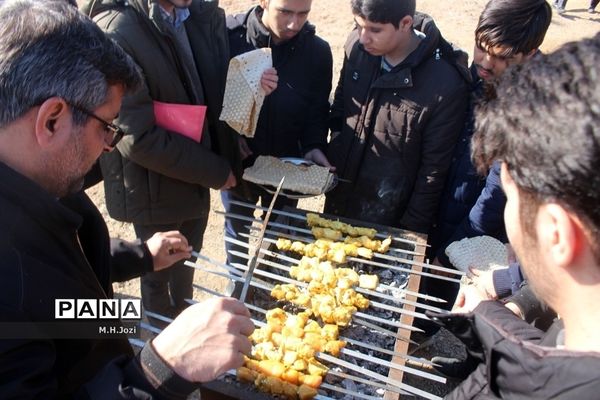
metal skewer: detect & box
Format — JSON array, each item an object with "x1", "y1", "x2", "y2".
[
  {"x1": 224, "y1": 246, "x2": 447, "y2": 314},
  {"x1": 216, "y1": 209, "x2": 427, "y2": 248},
  {"x1": 181, "y1": 292, "x2": 443, "y2": 385},
  {"x1": 139, "y1": 310, "x2": 411, "y2": 400},
  {"x1": 244, "y1": 226, "x2": 463, "y2": 277},
  {"x1": 226, "y1": 235, "x2": 461, "y2": 284},
  {"x1": 189, "y1": 257, "x2": 428, "y2": 328},
  {"x1": 246, "y1": 224, "x2": 425, "y2": 257}
]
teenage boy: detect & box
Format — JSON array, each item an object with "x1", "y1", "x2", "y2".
[{"x1": 325, "y1": 0, "x2": 470, "y2": 235}]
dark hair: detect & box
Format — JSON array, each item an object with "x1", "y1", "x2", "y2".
[
  {"x1": 351, "y1": 0, "x2": 416, "y2": 28},
  {"x1": 0, "y1": 0, "x2": 142, "y2": 128},
  {"x1": 475, "y1": 0, "x2": 552, "y2": 58},
  {"x1": 472, "y1": 33, "x2": 600, "y2": 259}
]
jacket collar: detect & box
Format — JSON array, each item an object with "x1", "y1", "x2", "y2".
[{"x1": 0, "y1": 161, "x2": 82, "y2": 235}]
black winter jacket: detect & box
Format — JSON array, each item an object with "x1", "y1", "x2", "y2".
[
  {"x1": 432, "y1": 301, "x2": 600, "y2": 399},
  {"x1": 325, "y1": 14, "x2": 470, "y2": 234},
  {"x1": 87, "y1": 0, "x2": 239, "y2": 224},
  {"x1": 226, "y1": 6, "x2": 333, "y2": 163},
  {"x1": 0, "y1": 161, "x2": 195, "y2": 399}
]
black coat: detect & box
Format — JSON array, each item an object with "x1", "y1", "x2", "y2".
[
  {"x1": 432, "y1": 301, "x2": 600, "y2": 399},
  {"x1": 226, "y1": 6, "x2": 333, "y2": 163},
  {"x1": 325, "y1": 14, "x2": 470, "y2": 234},
  {"x1": 88, "y1": 0, "x2": 237, "y2": 225},
  {"x1": 0, "y1": 161, "x2": 194, "y2": 398}
]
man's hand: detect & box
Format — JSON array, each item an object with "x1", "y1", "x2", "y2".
[
  {"x1": 146, "y1": 231, "x2": 192, "y2": 271},
  {"x1": 260, "y1": 67, "x2": 278, "y2": 96},
  {"x1": 152, "y1": 298, "x2": 254, "y2": 382},
  {"x1": 452, "y1": 283, "x2": 489, "y2": 313},
  {"x1": 219, "y1": 171, "x2": 237, "y2": 191},
  {"x1": 238, "y1": 137, "x2": 253, "y2": 161},
  {"x1": 304, "y1": 148, "x2": 336, "y2": 172},
  {"x1": 468, "y1": 267, "x2": 500, "y2": 300}
]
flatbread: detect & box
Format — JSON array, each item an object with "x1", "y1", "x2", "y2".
[
  {"x1": 243, "y1": 156, "x2": 334, "y2": 195},
  {"x1": 445, "y1": 235, "x2": 508, "y2": 273},
  {"x1": 219, "y1": 48, "x2": 272, "y2": 138}
]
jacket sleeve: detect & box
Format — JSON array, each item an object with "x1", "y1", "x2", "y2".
[
  {"x1": 329, "y1": 33, "x2": 356, "y2": 134},
  {"x1": 492, "y1": 262, "x2": 524, "y2": 299},
  {"x1": 300, "y1": 39, "x2": 333, "y2": 154},
  {"x1": 110, "y1": 238, "x2": 154, "y2": 283},
  {"x1": 399, "y1": 84, "x2": 469, "y2": 233},
  {"x1": 79, "y1": 342, "x2": 197, "y2": 399},
  {"x1": 0, "y1": 335, "x2": 196, "y2": 399},
  {"x1": 102, "y1": 30, "x2": 231, "y2": 190},
  {"x1": 436, "y1": 161, "x2": 507, "y2": 266}
]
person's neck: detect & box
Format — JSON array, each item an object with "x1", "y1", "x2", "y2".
[
  {"x1": 560, "y1": 286, "x2": 600, "y2": 352},
  {"x1": 383, "y1": 30, "x2": 421, "y2": 67}
]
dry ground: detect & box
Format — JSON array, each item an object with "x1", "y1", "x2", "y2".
[{"x1": 84, "y1": 0, "x2": 597, "y2": 395}]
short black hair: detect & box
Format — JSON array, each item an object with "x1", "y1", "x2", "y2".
[
  {"x1": 475, "y1": 0, "x2": 552, "y2": 58},
  {"x1": 351, "y1": 0, "x2": 416, "y2": 28},
  {"x1": 473, "y1": 33, "x2": 600, "y2": 259}
]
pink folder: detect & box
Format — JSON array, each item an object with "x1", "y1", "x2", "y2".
[{"x1": 153, "y1": 101, "x2": 206, "y2": 143}]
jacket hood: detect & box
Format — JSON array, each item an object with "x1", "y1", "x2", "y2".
[{"x1": 408, "y1": 12, "x2": 471, "y2": 84}]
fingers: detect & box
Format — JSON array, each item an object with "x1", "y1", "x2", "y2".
[
  {"x1": 219, "y1": 297, "x2": 252, "y2": 317},
  {"x1": 260, "y1": 68, "x2": 278, "y2": 95}
]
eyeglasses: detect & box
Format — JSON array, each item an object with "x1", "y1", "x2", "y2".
[{"x1": 69, "y1": 103, "x2": 125, "y2": 148}]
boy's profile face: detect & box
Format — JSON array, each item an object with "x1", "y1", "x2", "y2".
[
  {"x1": 473, "y1": 43, "x2": 532, "y2": 80},
  {"x1": 354, "y1": 15, "x2": 407, "y2": 58}
]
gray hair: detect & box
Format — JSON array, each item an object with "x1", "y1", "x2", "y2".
[{"x1": 0, "y1": 0, "x2": 142, "y2": 127}]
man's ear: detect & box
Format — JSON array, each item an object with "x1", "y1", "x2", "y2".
[
  {"x1": 259, "y1": 0, "x2": 268, "y2": 10},
  {"x1": 399, "y1": 15, "x2": 413, "y2": 32},
  {"x1": 538, "y1": 203, "x2": 580, "y2": 270},
  {"x1": 34, "y1": 97, "x2": 70, "y2": 147}
]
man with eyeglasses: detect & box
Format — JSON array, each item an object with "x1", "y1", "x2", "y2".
[
  {"x1": 0, "y1": 0, "x2": 253, "y2": 398},
  {"x1": 83, "y1": 0, "x2": 242, "y2": 323}
]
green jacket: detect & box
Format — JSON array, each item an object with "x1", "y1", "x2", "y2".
[{"x1": 84, "y1": 0, "x2": 241, "y2": 224}]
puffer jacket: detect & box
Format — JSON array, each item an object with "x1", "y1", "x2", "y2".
[
  {"x1": 431, "y1": 301, "x2": 600, "y2": 399},
  {"x1": 325, "y1": 13, "x2": 470, "y2": 234},
  {"x1": 227, "y1": 6, "x2": 333, "y2": 163},
  {"x1": 85, "y1": 0, "x2": 240, "y2": 224}
]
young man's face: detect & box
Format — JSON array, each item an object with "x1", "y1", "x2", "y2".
[
  {"x1": 473, "y1": 44, "x2": 532, "y2": 81},
  {"x1": 260, "y1": 0, "x2": 312, "y2": 44},
  {"x1": 354, "y1": 15, "x2": 405, "y2": 57}
]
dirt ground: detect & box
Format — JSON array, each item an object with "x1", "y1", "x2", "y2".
[{"x1": 84, "y1": 0, "x2": 597, "y2": 395}]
